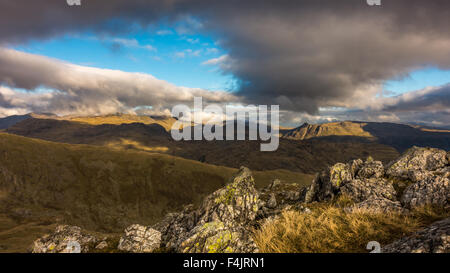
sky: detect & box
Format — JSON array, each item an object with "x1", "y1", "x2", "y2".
[
  {"x1": 0, "y1": 0, "x2": 449, "y2": 127},
  {"x1": 13, "y1": 30, "x2": 236, "y2": 91}
]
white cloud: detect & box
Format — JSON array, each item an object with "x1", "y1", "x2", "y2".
[
  {"x1": 202, "y1": 54, "x2": 229, "y2": 65},
  {"x1": 0, "y1": 48, "x2": 238, "y2": 116}
]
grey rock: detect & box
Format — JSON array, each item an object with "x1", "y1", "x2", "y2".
[
  {"x1": 179, "y1": 221, "x2": 258, "y2": 253},
  {"x1": 401, "y1": 174, "x2": 450, "y2": 208},
  {"x1": 267, "y1": 193, "x2": 277, "y2": 208},
  {"x1": 386, "y1": 146, "x2": 448, "y2": 181},
  {"x1": 340, "y1": 178, "x2": 396, "y2": 202},
  {"x1": 118, "y1": 224, "x2": 161, "y2": 253},
  {"x1": 357, "y1": 160, "x2": 384, "y2": 179},
  {"x1": 154, "y1": 167, "x2": 259, "y2": 252},
  {"x1": 32, "y1": 225, "x2": 98, "y2": 253},
  {"x1": 306, "y1": 160, "x2": 395, "y2": 203},
  {"x1": 382, "y1": 217, "x2": 450, "y2": 253}
]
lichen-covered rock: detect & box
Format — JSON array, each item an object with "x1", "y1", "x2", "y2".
[
  {"x1": 382, "y1": 218, "x2": 450, "y2": 253},
  {"x1": 117, "y1": 224, "x2": 161, "y2": 253},
  {"x1": 348, "y1": 196, "x2": 405, "y2": 213},
  {"x1": 340, "y1": 178, "x2": 397, "y2": 202},
  {"x1": 180, "y1": 221, "x2": 258, "y2": 253},
  {"x1": 201, "y1": 166, "x2": 259, "y2": 226},
  {"x1": 329, "y1": 163, "x2": 353, "y2": 189},
  {"x1": 154, "y1": 167, "x2": 260, "y2": 252},
  {"x1": 401, "y1": 174, "x2": 450, "y2": 208},
  {"x1": 306, "y1": 159, "x2": 393, "y2": 203},
  {"x1": 305, "y1": 162, "x2": 357, "y2": 203},
  {"x1": 32, "y1": 225, "x2": 98, "y2": 253},
  {"x1": 153, "y1": 204, "x2": 198, "y2": 249},
  {"x1": 349, "y1": 159, "x2": 364, "y2": 177},
  {"x1": 386, "y1": 147, "x2": 448, "y2": 181},
  {"x1": 357, "y1": 160, "x2": 384, "y2": 179},
  {"x1": 305, "y1": 167, "x2": 345, "y2": 203},
  {"x1": 257, "y1": 181, "x2": 307, "y2": 219}
]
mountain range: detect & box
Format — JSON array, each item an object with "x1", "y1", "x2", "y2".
[{"x1": 0, "y1": 113, "x2": 449, "y2": 252}]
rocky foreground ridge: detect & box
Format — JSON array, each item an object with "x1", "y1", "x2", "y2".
[{"x1": 32, "y1": 147, "x2": 450, "y2": 253}]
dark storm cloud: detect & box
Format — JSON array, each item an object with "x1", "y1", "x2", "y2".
[
  {"x1": 379, "y1": 84, "x2": 450, "y2": 113},
  {"x1": 0, "y1": 0, "x2": 449, "y2": 118}
]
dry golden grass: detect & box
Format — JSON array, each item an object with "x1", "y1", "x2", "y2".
[
  {"x1": 253, "y1": 205, "x2": 449, "y2": 253},
  {"x1": 69, "y1": 114, "x2": 176, "y2": 131},
  {"x1": 105, "y1": 138, "x2": 169, "y2": 153}
]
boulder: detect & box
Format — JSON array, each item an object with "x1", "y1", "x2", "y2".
[
  {"x1": 180, "y1": 221, "x2": 258, "y2": 253},
  {"x1": 340, "y1": 178, "x2": 396, "y2": 203},
  {"x1": 199, "y1": 166, "x2": 259, "y2": 226},
  {"x1": 305, "y1": 167, "x2": 344, "y2": 203},
  {"x1": 386, "y1": 147, "x2": 448, "y2": 181},
  {"x1": 357, "y1": 160, "x2": 384, "y2": 179},
  {"x1": 383, "y1": 146, "x2": 450, "y2": 208},
  {"x1": 305, "y1": 159, "x2": 394, "y2": 203},
  {"x1": 32, "y1": 225, "x2": 98, "y2": 253},
  {"x1": 153, "y1": 205, "x2": 198, "y2": 250},
  {"x1": 257, "y1": 181, "x2": 307, "y2": 219},
  {"x1": 117, "y1": 224, "x2": 161, "y2": 253},
  {"x1": 401, "y1": 174, "x2": 449, "y2": 208},
  {"x1": 382, "y1": 217, "x2": 450, "y2": 253},
  {"x1": 329, "y1": 163, "x2": 353, "y2": 189},
  {"x1": 154, "y1": 167, "x2": 260, "y2": 252}
]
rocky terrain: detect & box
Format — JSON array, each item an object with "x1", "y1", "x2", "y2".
[{"x1": 31, "y1": 146, "x2": 449, "y2": 253}]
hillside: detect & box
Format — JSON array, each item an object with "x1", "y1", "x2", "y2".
[
  {"x1": 282, "y1": 121, "x2": 374, "y2": 139},
  {"x1": 282, "y1": 121, "x2": 450, "y2": 152},
  {"x1": 5, "y1": 117, "x2": 401, "y2": 173},
  {"x1": 0, "y1": 133, "x2": 312, "y2": 252},
  {"x1": 0, "y1": 113, "x2": 58, "y2": 129},
  {"x1": 29, "y1": 147, "x2": 450, "y2": 253},
  {"x1": 68, "y1": 114, "x2": 177, "y2": 132},
  {"x1": 0, "y1": 113, "x2": 177, "y2": 131}
]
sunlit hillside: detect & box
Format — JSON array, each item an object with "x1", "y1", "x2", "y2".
[
  {"x1": 282, "y1": 121, "x2": 374, "y2": 140},
  {"x1": 5, "y1": 117, "x2": 402, "y2": 173},
  {"x1": 68, "y1": 114, "x2": 177, "y2": 131},
  {"x1": 0, "y1": 133, "x2": 312, "y2": 252}
]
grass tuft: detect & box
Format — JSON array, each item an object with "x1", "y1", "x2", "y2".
[{"x1": 253, "y1": 205, "x2": 449, "y2": 253}]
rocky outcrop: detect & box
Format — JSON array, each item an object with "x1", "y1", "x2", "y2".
[
  {"x1": 30, "y1": 147, "x2": 449, "y2": 254},
  {"x1": 32, "y1": 225, "x2": 100, "y2": 253},
  {"x1": 305, "y1": 157, "x2": 394, "y2": 205},
  {"x1": 382, "y1": 217, "x2": 450, "y2": 253},
  {"x1": 256, "y1": 179, "x2": 308, "y2": 219},
  {"x1": 117, "y1": 225, "x2": 161, "y2": 253},
  {"x1": 401, "y1": 174, "x2": 449, "y2": 208},
  {"x1": 306, "y1": 147, "x2": 449, "y2": 213},
  {"x1": 179, "y1": 221, "x2": 258, "y2": 253},
  {"x1": 153, "y1": 166, "x2": 260, "y2": 253},
  {"x1": 340, "y1": 178, "x2": 396, "y2": 203},
  {"x1": 386, "y1": 147, "x2": 449, "y2": 208},
  {"x1": 386, "y1": 147, "x2": 447, "y2": 180}
]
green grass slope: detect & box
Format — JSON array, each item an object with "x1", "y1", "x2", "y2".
[{"x1": 0, "y1": 133, "x2": 312, "y2": 252}]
